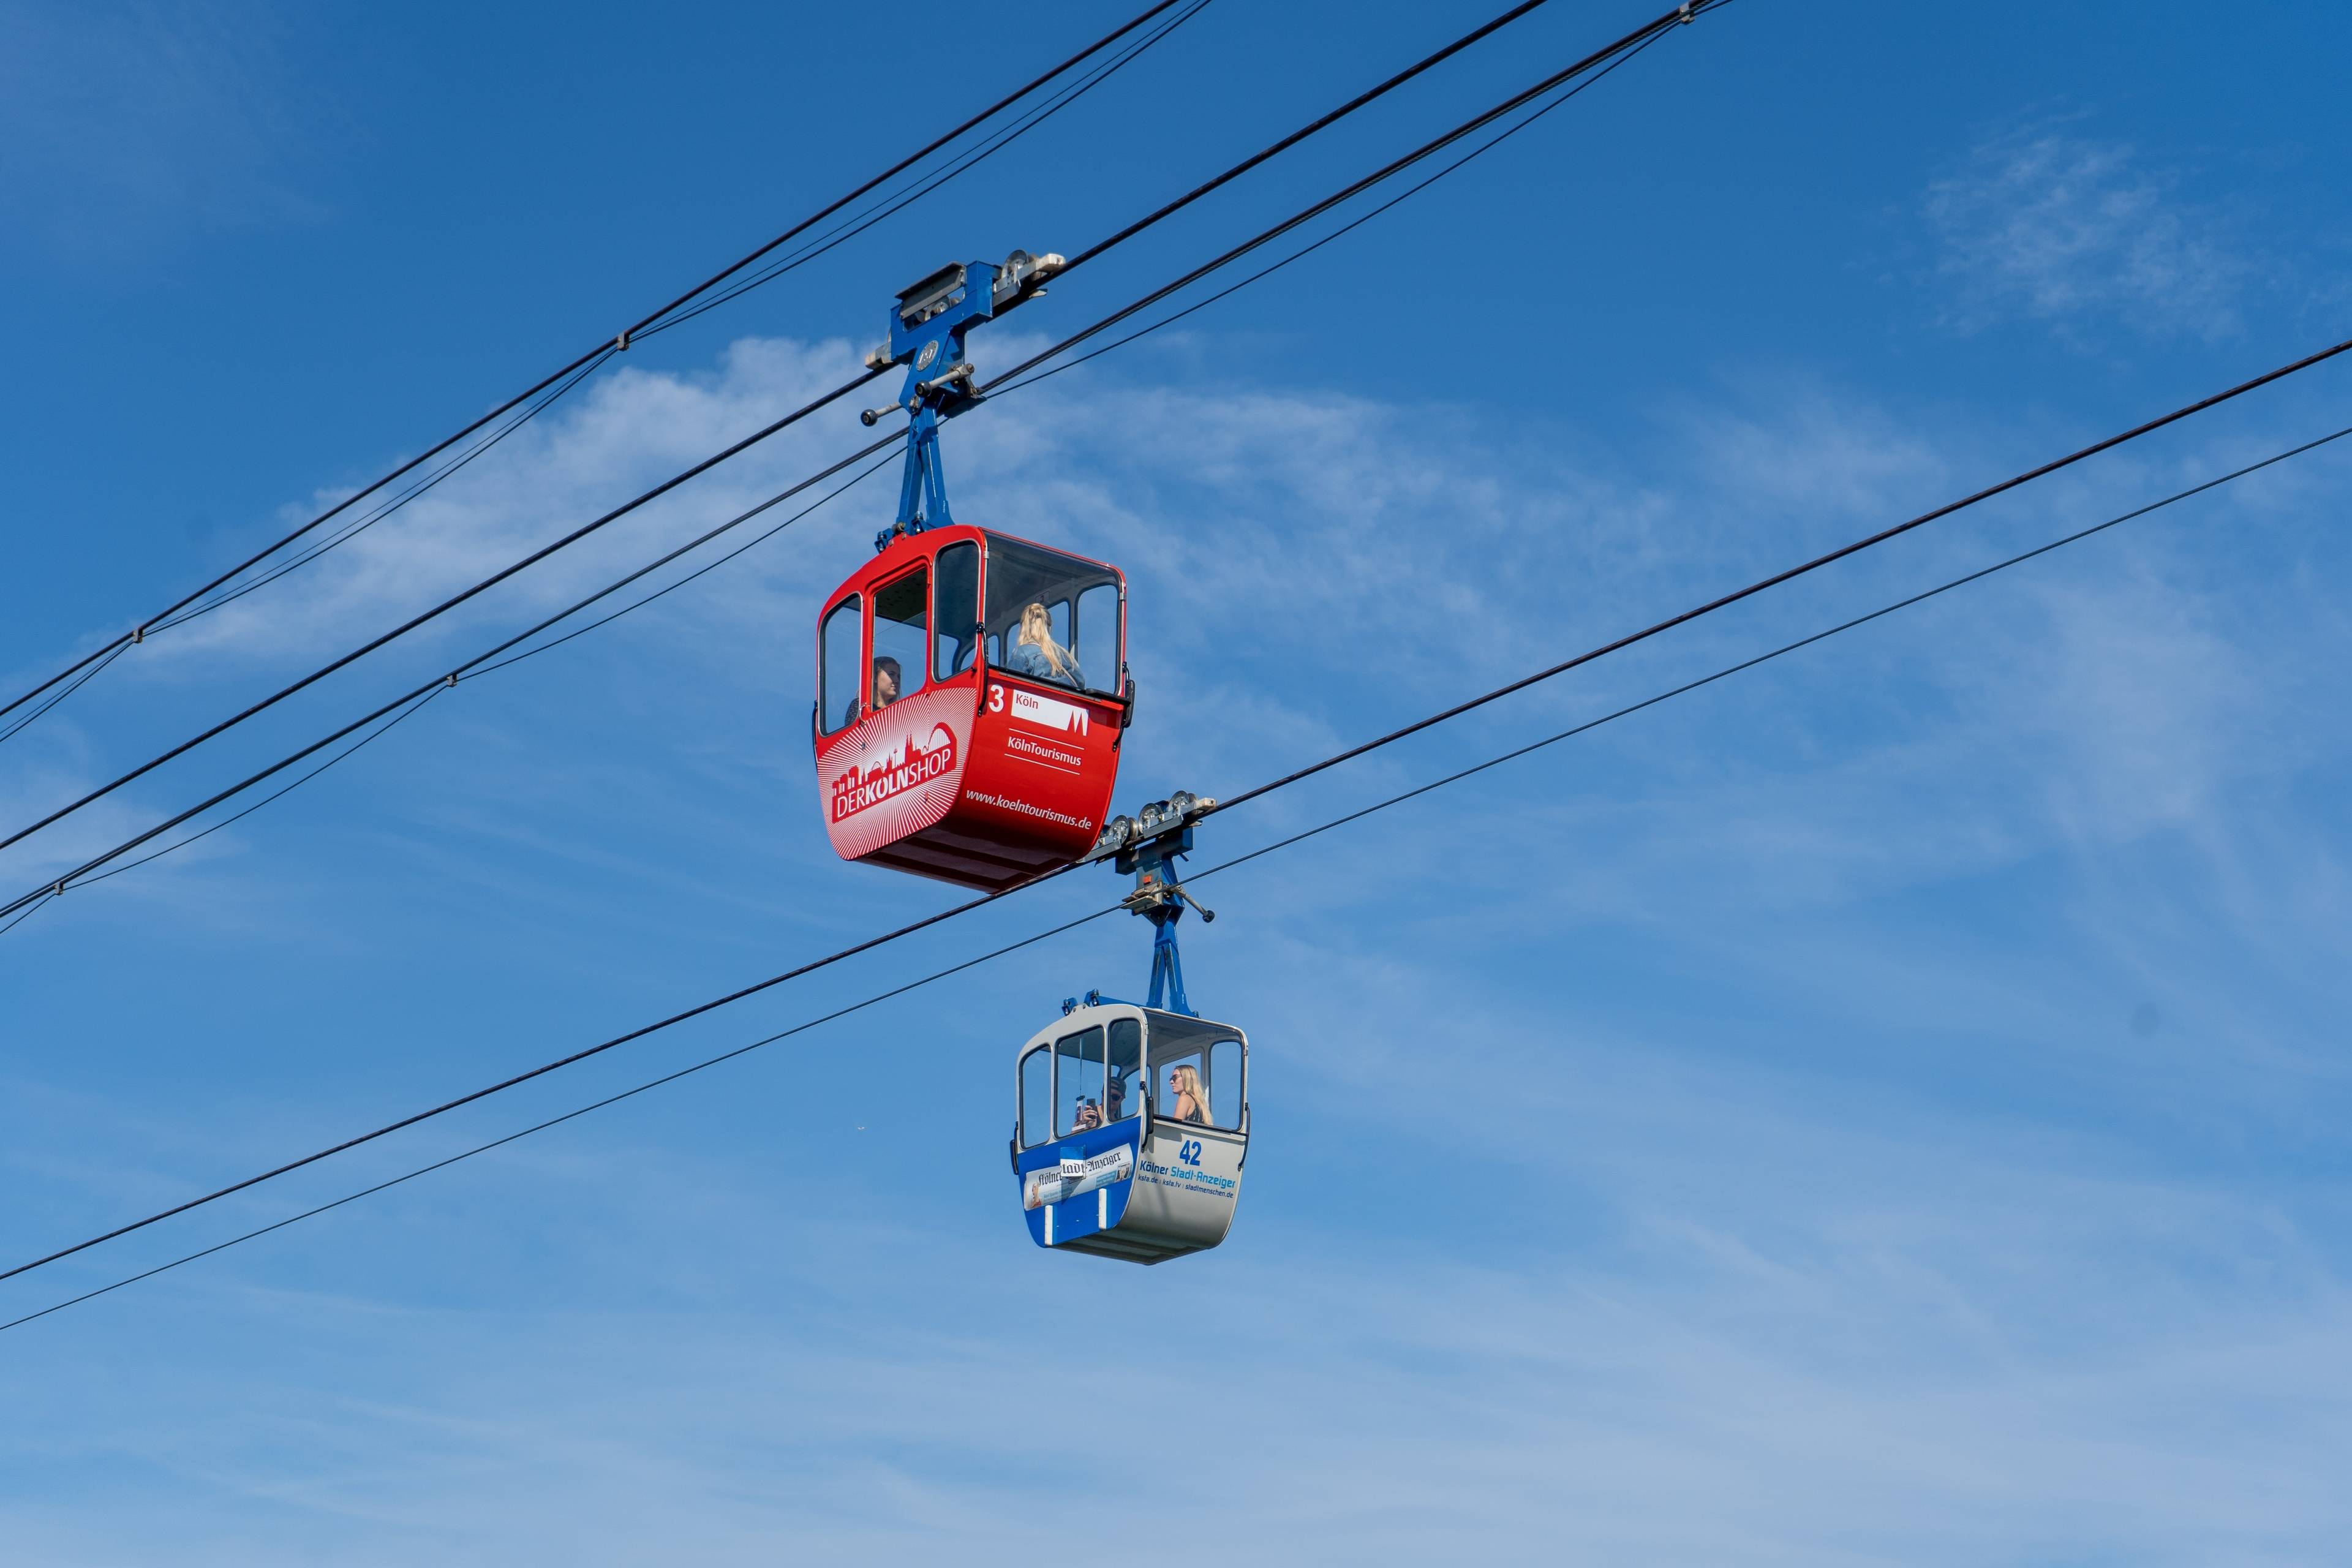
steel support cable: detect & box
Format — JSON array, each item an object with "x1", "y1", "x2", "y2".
[
  {"x1": 18, "y1": 458, "x2": 899, "y2": 905},
  {"x1": 0, "y1": 0, "x2": 1200, "y2": 733},
  {"x1": 0, "y1": 641, "x2": 131, "y2": 745},
  {"x1": 1194, "y1": 438, "x2": 2352, "y2": 878},
  {"x1": 0, "y1": 369, "x2": 889, "y2": 867},
  {"x1": 146, "y1": 347, "x2": 624, "y2": 635},
  {"x1": 464, "y1": 15, "x2": 1687, "y2": 680},
  {"x1": 996, "y1": 0, "x2": 1738, "y2": 391},
  {"x1": 994, "y1": 22, "x2": 1668, "y2": 400},
  {"x1": 2, "y1": 0, "x2": 1580, "y2": 747},
  {"x1": 633, "y1": 0, "x2": 1216, "y2": 345},
  {"x1": 19, "y1": 4, "x2": 1212, "y2": 671},
  {"x1": 0, "y1": 891, "x2": 56, "y2": 938},
  {"x1": 1054, "y1": 0, "x2": 1659, "y2": 277},
  {"x1": 0, "y1": 681, "x2": 442, "y2": 943},
  {"x1": 0, "y1": 844, "x2": 1079, "y2": 1287},
  {"x1": 1208, "y1": 336, "x2": 2352, "y2": 817},
  {"x1": 0, "y1": 0, "x2": 1630, "y2": 854},
  {"x1": 0, "y1": 901, "x2": 1121, "y2": 1335},
  {"x1": 15, "y1": 0, "x2": 2337, "y2": 1287},
  {"x1": 459, "y1": 451, "x2": 904, "y2": 680},
  {"x1": 13, "y1": 418, "x2": 2351, "y2": 1335},
  {"x1": 69, "y1": 688, "x2": 453, "y2": 893},
  {"x1": 6, "y1": 96, "x2": 2346, "y2": 930},
  {"x1": 0, "y1": 0, "x2": 1717, "y2": 904},
  {"x1": 650, "y1": 0, "x2": 1595, "y2": 331},
  {"x1": 7, "y1": 390, "x2": 2348, "y2": 1297},
  {"x1": 0, "y1": 429, "x2": 905, "y2": 925}
]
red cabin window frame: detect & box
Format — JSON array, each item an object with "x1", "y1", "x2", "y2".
[
  {"x1": 816, "y1": 592, "x2": 865, "y2": 736},
  {"x1": 867, "y1": 560, "x2": 930, "y2": 713}
]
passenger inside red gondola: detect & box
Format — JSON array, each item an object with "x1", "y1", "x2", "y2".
[
  {"x1": 980, "y1": 538, "x2": 1119, "y2": 695},
  {"x1": 1007, "y1": 601, "x2": 1083, "y2": 690}
]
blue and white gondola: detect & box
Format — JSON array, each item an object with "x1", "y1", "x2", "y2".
[{"x1": 1012, "y1": 1001, "x2": 1249, "y2": 1264}]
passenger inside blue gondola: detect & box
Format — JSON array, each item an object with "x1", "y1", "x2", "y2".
[
  {"x1": 1071, "y1": 1077, "x2": 1125, "y2": 1132},
  {"x1": 1168, "y1": 1063, "x2": 1208, "y2": 1125},
  {"x1": 1006, "y1": 601, "x2": 1084, "y2": 690}
]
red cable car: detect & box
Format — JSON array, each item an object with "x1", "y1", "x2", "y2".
[
  {"x1": 813, "y1": 524, "x2": 1129, "y2": 891},
  {"x1": 813, "y1": 249, "x2": 1132, "y2": 890}
]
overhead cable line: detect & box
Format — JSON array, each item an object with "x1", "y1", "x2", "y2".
[
  {"x1": 0, "y1": 369, "x2": 891, "y2": 865},
  {"x1": 10, "y1": 271, "x2": 2346, "y2": 930},
  {"x1": 0, "y1": 0, "x2": 1569, "y2": 752},
  {"x1": 14, "y1": 414, "x2": 2352, "y2": 1333},
  {"x1": 0, "y1": 687, "x2": 456, "y2": 939},
  {"x1": 0, "y1": 0, "x2": 1709, "y2": 899},
  {"x1": 0, "y1": 900, "x2": 1121, "y2": 1335},
  {"x1": 1208, "y1": 335, "x2": 2352, "y2": 815},
  {"x1": 458, "y1": 7, "x2": 1697, "y2": 679},
  {"x1": 0, "y1": 454, "x2": 900, "y2": 934},
  {"x1": 461, "y1": 453, "x2": 905, "y2": 680},
  {"x1": 0, "y1": 0, "x2": 1203, "y2": 737},
  {"x1": 8, "y1": 374, "x2": 2346, "y2": 1290},
  {"x1": 1049, "y1": 0, "x2": 1613, "y2": 281},
  {"x1": 993, "y1": 15, "x2": 1670, "y2": 398},
  {"x1": 456, "y1": 7, "x2": 1697, "y2": 677},
  {"x1": 146, "y1": 349, "x2": 625, "y2": 635},
  {"x1": 0, "y1": 435, "x2": 906, "y2": 926},
  {"x1": 627, "y1": 0, "x2": 1215, "y2": 345},
  {"x1": 992, "y1": 0, "x2": 1738, "y2": 387},
  {"x1": 0, "y1": 642, "x2": 131, "y2": 747},
  {"x1": 124, "y1": 0, "x2": 1215, "y2": 644}
]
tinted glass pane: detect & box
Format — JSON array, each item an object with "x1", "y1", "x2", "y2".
[
  {"x1": 1157, "y1": 1044, "x2": 1208, "y2": 1127},
  {"x1": 1107, "y1": 1017, "x2": 1143, "y2": 1124},
  {"x1": 820, "y1": 596, "x2": 862, "y2": 734},
  {"x1": 1074, "y1": 582, "x2": 1121, "y2": 688},
  {"x1": 1020, "y1": 1047, "x2": 1052, "y2": 1148},
  {"x1": 1055, "y1": 1026, "x2": 1108, "y2": 1135},
  {"x1": 984, "y1": 533, "x2": 1118, "y2": 696},
  {"x1": 932, "y1": 542, "x2": 979, "y2": 682},
  {"x1": 872, "y1": 567, "x2": 926, "y2": 708},
  {"x1": 1156, "y1": 1037, "x2": 1242, "y2": 1130},
  {"x1": 1208, "y1": 1038, "x2": 1243, "y2": 1129}
]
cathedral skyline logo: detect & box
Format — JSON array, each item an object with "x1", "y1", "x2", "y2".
[{"x1": 830, "y1": 722, "x2": 959, "y2": 823}]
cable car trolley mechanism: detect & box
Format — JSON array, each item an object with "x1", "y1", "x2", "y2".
[
  {"x1": 813, "y1": 249, "x2": 1136, "y2": 892},
  {"x1": 1011, "y1": 794, "x2": 1252, "y2": 1264}
]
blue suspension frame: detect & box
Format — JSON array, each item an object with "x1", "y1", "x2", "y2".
[
  {"x1": 859, "y1": 249, "x2": 1062, "y2": 553},
  {"x1": 1120, "y1": 825, "x2": 1214, "y2": 1017},
  {"x1": 1060, "y1": 803, "x2": 1219, "y2": 1020}
]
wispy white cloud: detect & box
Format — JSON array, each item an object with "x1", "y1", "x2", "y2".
[{"x1": 1923, "y1": 120, "x2": 2250, "y2": 344}]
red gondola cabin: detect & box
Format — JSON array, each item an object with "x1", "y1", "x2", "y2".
[{"x1": 813, "y1": 525, "x2": 1129, "y2": 891}]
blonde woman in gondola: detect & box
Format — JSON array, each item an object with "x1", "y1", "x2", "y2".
[
  {"x1": 1006, "y1": 601, "x2": 1084, "y2": 690},
  {"x1": 1167, "y1": 1063, "x2": 1210, "y2": 1125}
]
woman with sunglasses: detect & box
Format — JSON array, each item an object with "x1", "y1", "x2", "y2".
[{"x1": 1167, "y1": 1063, "x2": 1209, "y2": 1125}]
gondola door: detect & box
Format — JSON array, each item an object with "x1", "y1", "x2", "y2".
[{"x1": 815, "y1": 535, "x2": 976, "y2": 867}]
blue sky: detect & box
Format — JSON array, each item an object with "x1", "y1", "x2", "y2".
[{"x1": 4, "y1": 0, "x2": 2352, "y2": 1560}]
